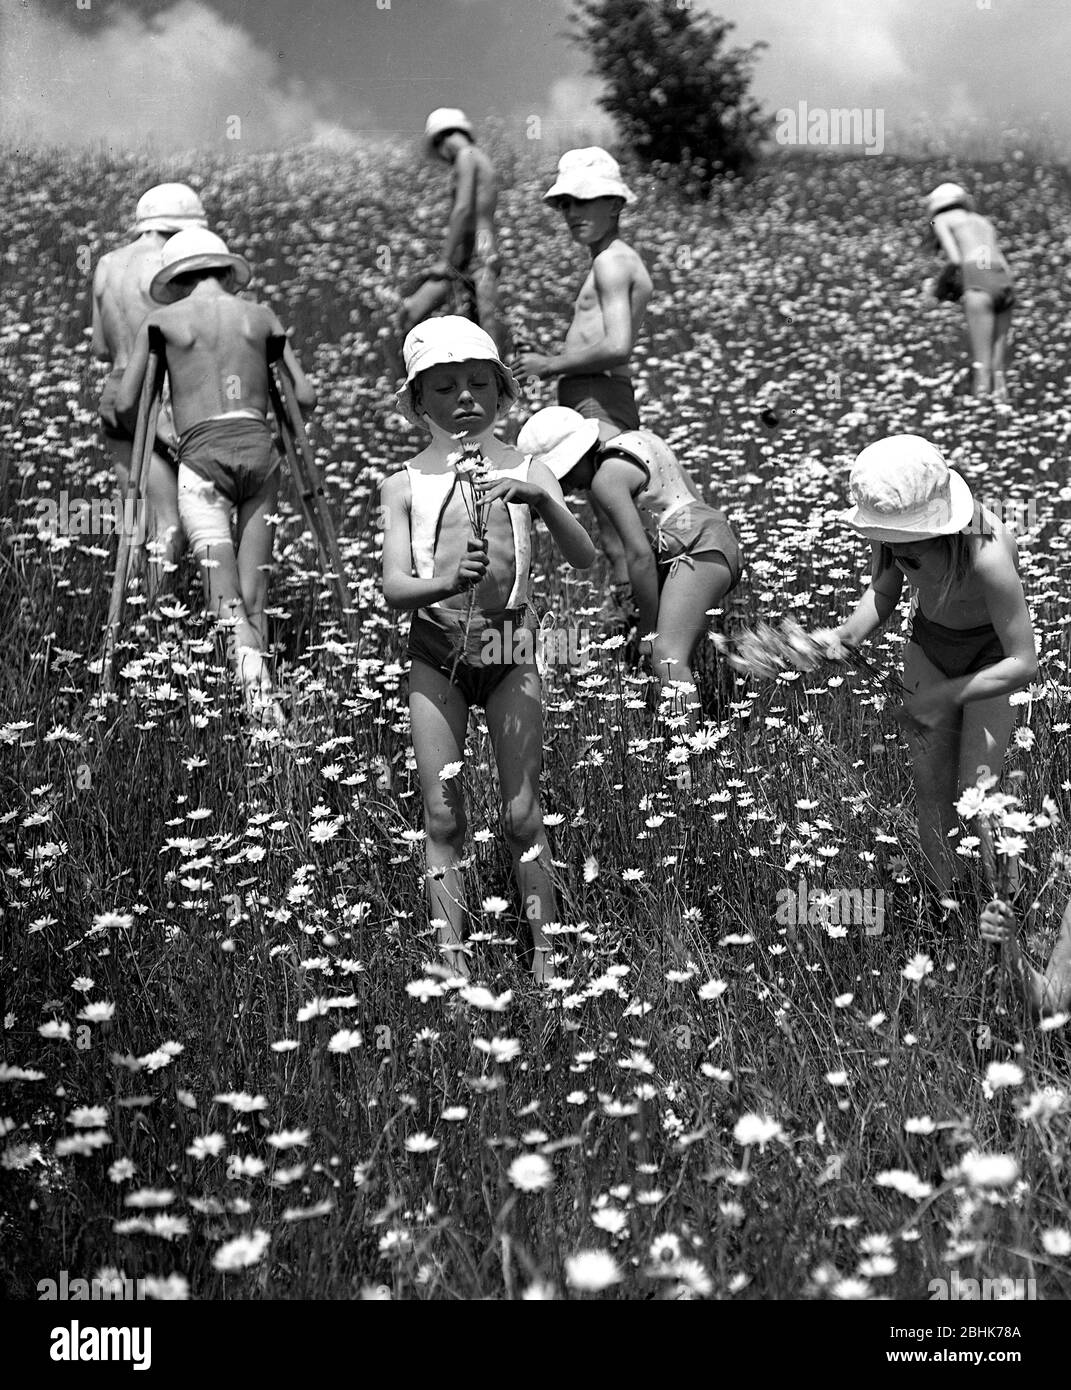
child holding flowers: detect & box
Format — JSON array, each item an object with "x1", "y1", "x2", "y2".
[
  {"x1": 380, "y1": 318, "x2": 595, "y2": 982},
  {"x1": 818, "y1": 435, "x2": 1037, "y2": 900}
]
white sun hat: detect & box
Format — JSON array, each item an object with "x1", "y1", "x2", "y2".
[
  {"x1": 925, "y1": 182, "x2": 972, "y2": 219},
  {"x1": 133, "y1": 183, "x2": 208, "y2": 234},
  {"x1": 839, "y1": 435, "x2": 975, "y2": 542},
  {"x1": 423, "y1": 107, "x2": 474, "y2": 155},
  {"x1": 543, "y1": 147, "x2": 635, "y2": 205},
  {"x1": 149, "y1": 228, "x2": 251, "y2": 304},
  {"x1": 517, "y1": 407, "x2": 601, "y2": 480},
  {"x1": 396, "y1": 316, "x2": 519, "y2": 424}
]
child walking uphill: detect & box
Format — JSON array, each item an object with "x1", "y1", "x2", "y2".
[
  {"x1": 381, "y1": 319, "x2": 595, "y2": 983},
  {"x1": 818, "y1": 435, "x2": 1037, "y2": 905},
  {"x1": 518, "y1": 407, "x2": 742, "y2": 734},
  {"x1": 117, "y1": 228, "x2": 316, "y2": 721},
  {"x1": 925, "y1": 182, "x2": 1015, "y2": 402}
]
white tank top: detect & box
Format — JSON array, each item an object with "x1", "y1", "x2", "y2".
[{"x1": 405, "y1": 453, "x2": 532, "y2": 609}]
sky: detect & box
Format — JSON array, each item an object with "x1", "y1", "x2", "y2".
[{"x1": 1, "y1": 0, "x2": 1068, "y2": 153}]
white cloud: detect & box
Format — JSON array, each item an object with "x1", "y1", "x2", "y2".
[{"x1": 0, "y1": 0, "x2": 362, "y2": 151}]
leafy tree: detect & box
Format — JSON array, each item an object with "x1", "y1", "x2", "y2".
[{"x1": 569, "y1": 0, "x2": 770, "y2": 189}]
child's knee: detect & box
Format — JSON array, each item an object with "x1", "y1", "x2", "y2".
[
  {"x1": 501, "y1": 793, "x2": 542, "y2": 849},
  {"x1": 425, "y1": 798, "x2": 466, "y2": 847}
]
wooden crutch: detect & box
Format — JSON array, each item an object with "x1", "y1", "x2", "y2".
[
  {"x1": 266, "y1": 338, "x2": 356, "y2": 637},
  {"x1": 101, "y1": 330, "x2": 165, "y2": 693}
]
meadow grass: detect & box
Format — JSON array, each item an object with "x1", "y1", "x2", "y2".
[{"x1": 1, "y1": 145, "x2": 1070, "y2": 1301}]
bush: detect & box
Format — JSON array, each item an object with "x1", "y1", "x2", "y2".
[{"x1": 569, "y1": 0, "x2": 771, "y2": 191}]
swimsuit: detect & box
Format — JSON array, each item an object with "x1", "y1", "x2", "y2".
[
  {"x1": 405, "y1": 455, "x2": 535, "y2": 706},
  {"x1": 558, "y1": 373, "x2": 640, "y2": 432},
  {"x1": 598, "y1": 430, "x2": 743, "y2": 589},
  {"x1": 961, "y1": 250, "x2": 1015, "y2": 314},
  {"x1": 98, "y1": 367, "x2": 177, "y2": 468},
  {"x1": 176, "y1": 415, "x2": 279, "y2": 507},
  {"x1": 909, "y1": 607, "x2": 1004, "y2": 680}
]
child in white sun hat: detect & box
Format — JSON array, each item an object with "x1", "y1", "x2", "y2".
[
  {"x1": 815, "y1": 434, "x2": 1037, "y2": 902},
  {"x1": 117, "y1": 227, "x2": 316, "y2": 723},
  {"x1": 924, "y1": 181, "x2": 1015, "y2": 402},
  {"x1": 380, "y1": 317, "x2": 595, "y2": 983},
  {"x1": 518, "y1": 406, "x2": 741, "y2": 736},
  {"x1": 518, "y1": 148, "x2": 651, "y2": 440}
]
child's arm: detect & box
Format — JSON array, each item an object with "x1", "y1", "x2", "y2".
[
  {"x1": 436, "y1": 147, "x2": 477, "y2": 274},
  {"x1": 90, "y1": 259, "x2": 111, "y2": 362},
  {"x1": 590, "y1": 495, "x2": 632, "y2": 586},
  {"x1": 830, "y1": 544, "x2": 903, "y2": 648},
  {"x1": 519, "y1": 254, "x2": 635, "y2": 380},
  {"x1": 475, "y1": 461, "x2": 596, "y2": 570},
  {"x1": 932, "y1": 213, "x2": 962, "y2": 265},
  {"x1": 949, "y1": 543, "x2": 1038, "y2": 704},
  {"x1": 114, "y1": 317, "x2": 158, "y2": 423},
  {"x1": 381, "y1": 473, "x2": 487, "y2": 611},
  {"x1": 591, "y1": 459, "x2": 659, "y2": 638},
  {"x1": 269, "y1": 317, "x2": 317, "y2": 412},
  {"x1": 980, "y1": 897, "x2": 1071, "y2": 1018}
]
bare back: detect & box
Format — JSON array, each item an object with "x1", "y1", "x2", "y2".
[
  {"x1": 933, "y1": 209, "x2": 1009, "y2": 275},
  {"x1": 148, "y1": 290, "x2": 280, "y2": 435},
  {"x1": 564, "y1": 239, "x2": 651, "y2": 379},
  {"x1": 92, "y1": 236, "x2": 168, "y2": 367},
  {"x1": 452, "y1": 145, "x2": 499, "y2": 260}
]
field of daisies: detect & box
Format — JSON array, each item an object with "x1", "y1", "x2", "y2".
[{"x1": 2, "y1": 141, "x2": 1071, "y2": 1301}]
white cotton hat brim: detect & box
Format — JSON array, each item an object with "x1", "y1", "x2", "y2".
[{"x1": 840, "y1": 468, "x2": 975, "y2": 541}]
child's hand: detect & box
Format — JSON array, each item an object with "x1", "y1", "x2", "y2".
[
  {"x1": 811, "y1": 627, "x2": 851, "y2": 660},
  {"x1": 450, "y1": 538, "x2": 488, "y2": 593},
  {"x1": 979, "y1": 898, "x2": 1016, "y2": 946},
  {"x1": 516, "y1": 352, "x2": 553, "y2": 382},
  {"x1": 474, "y1": 476, "x2": 546, "y2": 510}
]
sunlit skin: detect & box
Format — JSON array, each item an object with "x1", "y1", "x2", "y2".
[
  {"x1": 931, "y1": 204, "x2": 1013, "y2": 399},
  {"x1": 380, "y1": 361, "x2": 594, "y2": 983}
]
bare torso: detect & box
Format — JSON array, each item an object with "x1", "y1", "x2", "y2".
[
  {"x1": 148, "y1": 288, "x2": 279, "y2": 435},
  {"x1": 934, "y1": 209, "x2": 1010, "y2": 275},
  {"x1": 564, "y1": 240, "x2": 652, "y2": 379},
  {"x1": 452, "y1": 145, "x2": 499, "y2": 264},
  {"x1": 93, "y1": 236, "x2": 168, "y2": 368},
  {"x1": 404, "y1": 447, "x2": 521, "y2": 613}
]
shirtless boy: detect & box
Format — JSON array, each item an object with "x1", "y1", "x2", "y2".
[
  {"x1": 518, "y1": 149, "x2": 652, "y2": 597},
  {"x1": 93, "y1": 184, "x2": 209, "y2": 588},
  {"x1": 116, "y1": 229, "x2": 316, "y2": 718},
  {"x1": 400, "y1": 108, "x2": 507, "y2": 355}
]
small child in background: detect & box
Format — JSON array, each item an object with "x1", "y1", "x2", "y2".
[
  {"x1": 380, "y1": 318, "x2": 595, "y2": 982},
  {"x1": 925, "y1": 182, "x2": 1015, "y2": 402},
  {"x1": 117, "y1": 229, "x2": 316, "y2": 721},
  {"x1": 818, "y1": 435, "x2": 1037, "y2": 903},
  {"x1": 518, "y1": 406, "x2": 741, "y2": 732}
]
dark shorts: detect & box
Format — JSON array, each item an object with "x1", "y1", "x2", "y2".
[
  {"x1": 407, "y1": 606, "x2": 534, "y2": 708},
  {"x1": 910, "y1": 609, "x2": 1004, "y2": 680},
  {"x1": 654, "y1": 503, "x2": 743, "y2": 591},
  {"x1": 558, "y1": 374, "x2": 640, "y2": 432},
  {"x1": 175, "y1": 417, "x2": 280, "y2": 508},
  {"x1": 961, "y1": 261, "x2": 1015, "y2": 314},
  {"x1": 99, "y1": 368, "x2": 177, "y2": 469}
]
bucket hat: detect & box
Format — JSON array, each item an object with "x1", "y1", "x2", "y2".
[
  {"x1": 133, "y1": 183, "x2": 208, "y2": 234},
  {"x1": 396, "y1": 316, "x2": 519, "y2": 425},
  {"x1": 517, "y1": 407, "x2": 601, "y2": 480},
  {"x1": 149, "y1": 228, "x2": 251, "y2": 304},
  {"x1": 423, "y1": 108, "x2": 474, "y2": 156},
  {"x1": 544, "y1": 147, "x2": 635, "y2": 206},
  {"x1": 840, "y1": 435, "x2": 975, "y2": 542}
]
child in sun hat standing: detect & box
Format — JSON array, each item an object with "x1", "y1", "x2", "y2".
[
  {"x1": 400, "y1": 108, "x2": 507, "y2": 355},
  {"x1": 816, "y1": 435, "x2": 1037, "y2": 901},
  {"x1": 518, "y1": 147, "x2": 654, "y2": 615},
  {"x1": 517, "y1": 406, "x2": 741, "y2": 734},
  {"x1": 380, "y1": 318, "x2": 595, "y2": 982},
  {"x1": 924, "y1": 182, "x2": 1015, "y2": 402},
  {"x1": 92, "y1": 182, "x2": 210, "y2": 587},
  {"x1": 116, "y1": 227, "x2": 317, "y2": 721}
]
